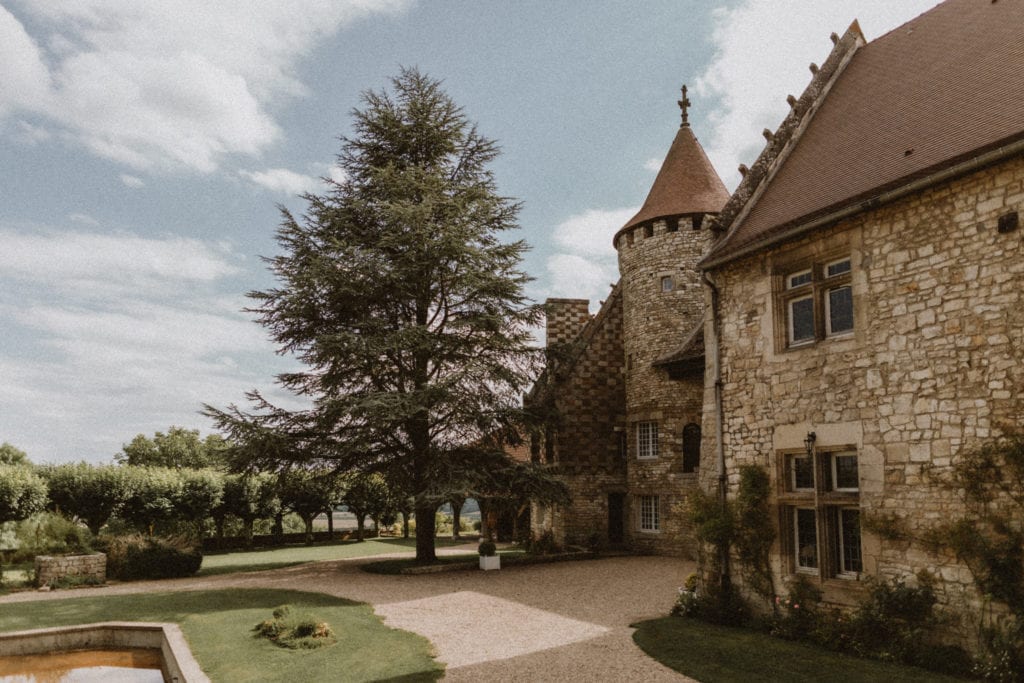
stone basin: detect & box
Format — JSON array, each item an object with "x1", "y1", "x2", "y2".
[{"x1": 0, "y1": 622, "x2": 208, "y2": 682}]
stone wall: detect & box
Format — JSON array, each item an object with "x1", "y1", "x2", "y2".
[
  {"x1": 35, "y1": 553, "x2": 106, "y2": 587},
  {"x1": 617, "y1": 215, "x2": 713, "y2": 555},
  {"x1": 704, "y1": 153, "x2": 1024, "y2": 610},
  {"x1": 530, "y1": 288, "x2": 627, "y2": 546}
]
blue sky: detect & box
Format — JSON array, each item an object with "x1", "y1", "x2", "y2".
[{"x1": 0, "y1": 0, "x2": 938, "y2": 463}]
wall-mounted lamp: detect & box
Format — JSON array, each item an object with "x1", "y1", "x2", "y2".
[{"x1": 804, "y1": 431, "x2": 817, "y2": 457}]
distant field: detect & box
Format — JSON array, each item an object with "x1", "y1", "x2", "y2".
[{"x1": 312, "y1": 509, "x2": 481, "y2": 530}]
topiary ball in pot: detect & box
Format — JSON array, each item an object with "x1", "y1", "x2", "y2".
[{"x1": 478, "y1": 540, "x2": 496, "y2": 557}]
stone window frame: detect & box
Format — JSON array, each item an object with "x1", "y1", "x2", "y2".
[
  {"x1": 771, "y1": 246, "x2": 854, "y2": 352},
  {"x1": 636, "y1": 421, "x2": 659, "y2": 459},
  {"x1": 660, "y1": 274, "x2": 674, "y2": 292},
  {"x1": 777, "y1": 445, "x2": 862, "y2": 580},
  {"x1": 638, "y1": 494, "x2": 660, "y2": 532}
]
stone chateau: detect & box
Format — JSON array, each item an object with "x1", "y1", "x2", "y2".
[{"x1": 530, "y1": 0, "x2": 1024, "y2": 610}]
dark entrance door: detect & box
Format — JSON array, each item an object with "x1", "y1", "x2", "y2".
[{"x1": 608, "y1": 492, "x2": 625, "y2": 544}]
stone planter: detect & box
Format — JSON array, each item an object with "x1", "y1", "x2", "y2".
[{"x1": 479, "y1": 555, "x2": 500, "y2": 571}]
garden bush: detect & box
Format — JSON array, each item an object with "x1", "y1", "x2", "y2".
[
  {"x1": 253, "y1": 604, "x2": 336, "y2": 650},
  {"x1": 6, "y1": 512, "x2": 94, "y2": 564},
  {"x1": 101, "y1": 534, "x2": 202, "y2": 581}
]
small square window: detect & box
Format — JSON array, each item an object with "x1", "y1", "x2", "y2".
[
  {"x1": 661, "y1": 276, "x2": 674, "y2": 292},
  {"x1": 788, "y1": 270, "x2": 812, "y2": 288},
  {"x1": 826, "y1": 259, "x2": 851, "y2": 277},
  {"x1": 639, "y1": 495, "x2": 660, "y2": 531},
  {"x1": 827, "y1": 286, "x2": 853, "y2": 335},
  {"x1": 643, "y1": 224, "x2": 654, "y2": 238},
  {"x1": 637, "y1": 422, "x2": 658, "y2": 459},
  {"x1": 789, "y1": 454, "x2": 814, "y2": 490},
  {"x1": 831, "y1": 453, "x2": 859, "y2": 491}
]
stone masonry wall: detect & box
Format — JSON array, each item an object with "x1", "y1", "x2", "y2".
[
  {"x1": 704, "y1": 153, "x2": 1024, "y2": 612},
  {"x1": 617, "y1": 215, "x2": 714, "y2": 555},
  {"x1": 35, "y1": 553, "x2": 106, "y2": 587},
  {"x1": 532, "y1": 288, "x2": 628, "y2": 547}
]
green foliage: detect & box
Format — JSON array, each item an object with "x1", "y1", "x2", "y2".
[
  {"x1": 975, "y1": 616, "x2": 1024, "y2": 682},
  {"x1": 734, "y1": 465, "x2": 776, "y2": 603},
  {"x1": 218, "y1": 472, "x2": 281, "y2": 546},
  {"x1": 174, "y1": 468, "x2": 224, "y2": 538},
  {"x1": 277, "y1": 468, "x2": 342, "y2": 542},
  {"x1": 0, "y1": 464, "x2": 48, "y2": 524},
  {"x1": 6, "y1": 512, "x2": 94, "y2": 563},
  {"x1": 524, "y1": 530, "x2": 560, "y2": 555},
  {"x1": 0, "y1": 442, "x2": 29, "y2": 465},
  {"x1": 206, "y1": 68, "x2": 543, "y2": 564},
  {"x1": 118, "y1": 466, "x2": 182, "y2": 533},
  {"x1": 767, "y1": 576, "x2": 823, "y2": 641},
  {"x1": 102, "y1": 533, "x2": 202, "y2": 580},
  {"x1": 477, "y1": 540, "x2": 496, "y2": 556},
  {"x1": 253, "y1": 604, "x2": 337, "y2": 650},
  {"x1": 118, "y1": 427, "x2": 229, "y2": 469},
  {"x1": 38, "y1": 462, "x2": 132, "y2": 534}
]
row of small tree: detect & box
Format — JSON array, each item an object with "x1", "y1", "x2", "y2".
[{"x1": 0, "y1": 458, "x2": 403, "y2": 547}]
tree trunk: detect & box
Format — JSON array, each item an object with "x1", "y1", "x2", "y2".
[
  {"x1": 243, "y1": 518, "x2": 254, "y2": 548},
  {"x1": 402, "y1": 510, "x2": 410, "y2": 538},
  {"x1": 355, "y1": 513, "x2": 366, "y2": 541},
  {"x1": 272, "y1": 511, "x2": 284, "y2": 546},
  {"x1": 415, "y1": 503, "x2": 437, "y2": 563},
  {"x1": 478, "y1": 499, "x2": 490, "y2": 542},
  {"x1": 303, "y1": 516, "x2": 314, "y2": 544},
  {"x1": 327, "y1": 508, "x2": 334, "y2": 541},
  {"x1": 451, "y1": 496, "x2": 465, "y2": 540}
]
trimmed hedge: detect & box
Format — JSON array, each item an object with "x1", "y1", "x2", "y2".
[{"x1": 102, "y1": 534, "x2": 202, "y2": 581}]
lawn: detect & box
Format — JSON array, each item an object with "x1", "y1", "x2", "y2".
[
  {"x1": 632, "y1": 617, "x2": 969, "y2": 682},
  {"x1": 0, "y1": 588, "x2": 443, "y2": 682},
  {"x1": 198, "y1": 536, "x2": 472, "y2": 577}
]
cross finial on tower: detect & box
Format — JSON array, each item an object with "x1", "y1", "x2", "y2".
[{"x1": 678, "y1": 84, "x2": 691, "y2": 127}]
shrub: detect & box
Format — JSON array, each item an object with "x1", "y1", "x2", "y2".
[
  {"x1": 7, "y1": 512, "x2": 94, "y2": 564},
  {"x1": 478, "y1": 540, "x2": 496, "y2": 557},
  {"x1": 253, "y1": 604, "x2": 336, "y2": 650},
  {"x1": 526, "y1": 530, "x2": 560, "y2": 555},
  {"x1": 768, "y1": 575, "x2": 823, "y2": 641},
  {"x1": 101, "y1": 534, "x2": 202, "y2": 581}
]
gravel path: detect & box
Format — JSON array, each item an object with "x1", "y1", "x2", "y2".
[{"x1": 1, "y1": 549, "x2": 698, "y2": 682}]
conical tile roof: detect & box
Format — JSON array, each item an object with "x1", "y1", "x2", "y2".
[{"x1": 615, "y1": 123, "x2": 729, "y2": 246}]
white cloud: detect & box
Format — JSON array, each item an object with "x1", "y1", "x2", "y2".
[
  {"x1": 68, "y1": 212, "x2": 100, "y2": 227},
  {"x1": 120, "y1": 174, "x2": 144, "y2": 188},
  {"x1": 1, "y1": 1, "x2": 411, "y2": 173},
  {"x1": 240, "y1": 167, "x2": 320, "y2": 196},
  {"x1": 696, "y1": 0, "x2": 940, "y2": 190},
  {"x1": 545, "y1": 207, "x2": 636, "y2": 308},
  {"x1": 644, "y1": 157, "x2": 663, "y2": 172},
  {"x1": 0, "y1": 226, "x2": 298, "y2": 463}
]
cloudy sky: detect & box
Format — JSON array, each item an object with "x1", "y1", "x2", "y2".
[{"x1": 0, "y1": 0, "x2": 939, "y2": 464}]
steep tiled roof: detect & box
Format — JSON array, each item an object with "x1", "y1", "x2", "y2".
[
  {"x1": 702, "y1": 0, "x2": 1024, "y2": 267},
  {"x1": 614, "y1": 123, "x2": 729, "y2": 247}
]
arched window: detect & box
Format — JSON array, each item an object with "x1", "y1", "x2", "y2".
[{"x1": 682, "y1": 423, "x2": 701, "y2": 473}]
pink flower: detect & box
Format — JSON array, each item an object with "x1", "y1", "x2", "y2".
[
  {"x1": 793, "y1": 604, "x2": 800, "y2": 609},
  {"x1": 775, "y1": 596, "x2": 780, "y2": 604}
]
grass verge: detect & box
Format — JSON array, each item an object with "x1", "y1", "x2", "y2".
[
  {"x1": 632, "y1": 616, "x2": 968, "y2": 683},
  {"x1": 0, "y1": 588, "x2": 443, "y2": 682},
  {"x1": 198, "y1": 536, "x2": 471, "y2": 577}
]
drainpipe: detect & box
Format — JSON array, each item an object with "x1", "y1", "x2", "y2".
[
  {"x1": 702, "y1": 272, "x2": 727, "y2": 504},
  {"x1": 703, "y1": 270, "x2": 731, "y2": 592}
]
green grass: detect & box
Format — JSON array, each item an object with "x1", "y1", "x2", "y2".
[
  {"x1": 632, "y1": 617, "x2": 969, "y2": 682},
  {"x1": 198, "y1": 536, "x2": 470, "y2": 577},
  {"x1": 0, "y1": 588, "x2": 443, "y2": 682}
]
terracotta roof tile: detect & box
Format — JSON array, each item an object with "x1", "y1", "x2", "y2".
[
  {"x1": 614, "y1": 124, "x2": 729, "y2": 246},
  {"x1": 704, "y1": 0, "x2": 1024, "y2": 265}
]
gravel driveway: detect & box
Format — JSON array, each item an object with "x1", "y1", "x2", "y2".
[{"x1": 1, "y1": 549, "x2": 698, "y2": 681}]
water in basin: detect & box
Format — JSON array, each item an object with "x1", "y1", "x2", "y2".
[{"x1": 0, "y1": 648, "x2": 163, "y2": 682}]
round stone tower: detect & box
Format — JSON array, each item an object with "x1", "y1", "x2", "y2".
[{"x1": 613, "y1": 87, "x2": 729, "y2": 552}]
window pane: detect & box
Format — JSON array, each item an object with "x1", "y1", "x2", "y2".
[
  {"x1": 828, "y1": 286, "x2": 853, "y2": 334},
  {"x1": 788, "y1": 270, "x2": 812, "y2": 288},
  {"x1": 637, "y1": 422, "x2": 658, "y2": 458},
  {"x1": 840, "y1": 509, "x2": 863, "y2": 573},
  {"x1": 827, "y1": 259, "x2": 851, "y2": 277},
  {"x1": 661, "y1": 276, "x2": 673, "y2": 292},
  {"x1": 790, "y1": 296, "x2": 814, "y2": 342},
  {"x1": 791, "y1": 455, "x2": 814, "y2": 490},
  {"x1": 796, "y1": 508, "x2": 818, "y2": 569},
  {"x1": 833, "y1": 454, "x2": 859, "y2": 490},
  {"x1": 640, "y1": 496, "x2": 660, "y2": 531}
]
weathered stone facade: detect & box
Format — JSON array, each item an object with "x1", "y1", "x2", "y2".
[
  {"x1": 704, "y1": 152, "x2": 1024, "y2": 610},
  {"x1": 617, "y1": 215, "x2": 711, "y2": 554},
  {"x1": 35, "y1": 553, "x2": 106, "y2": 587}
]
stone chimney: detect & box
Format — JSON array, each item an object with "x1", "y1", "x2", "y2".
[{"x1": 544, "y1": 298, "x2": 590, "y2": 348}]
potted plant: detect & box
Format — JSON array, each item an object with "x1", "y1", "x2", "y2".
[{"x1": 478, "y1": 540, "x2": 500, "y2": 570}]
